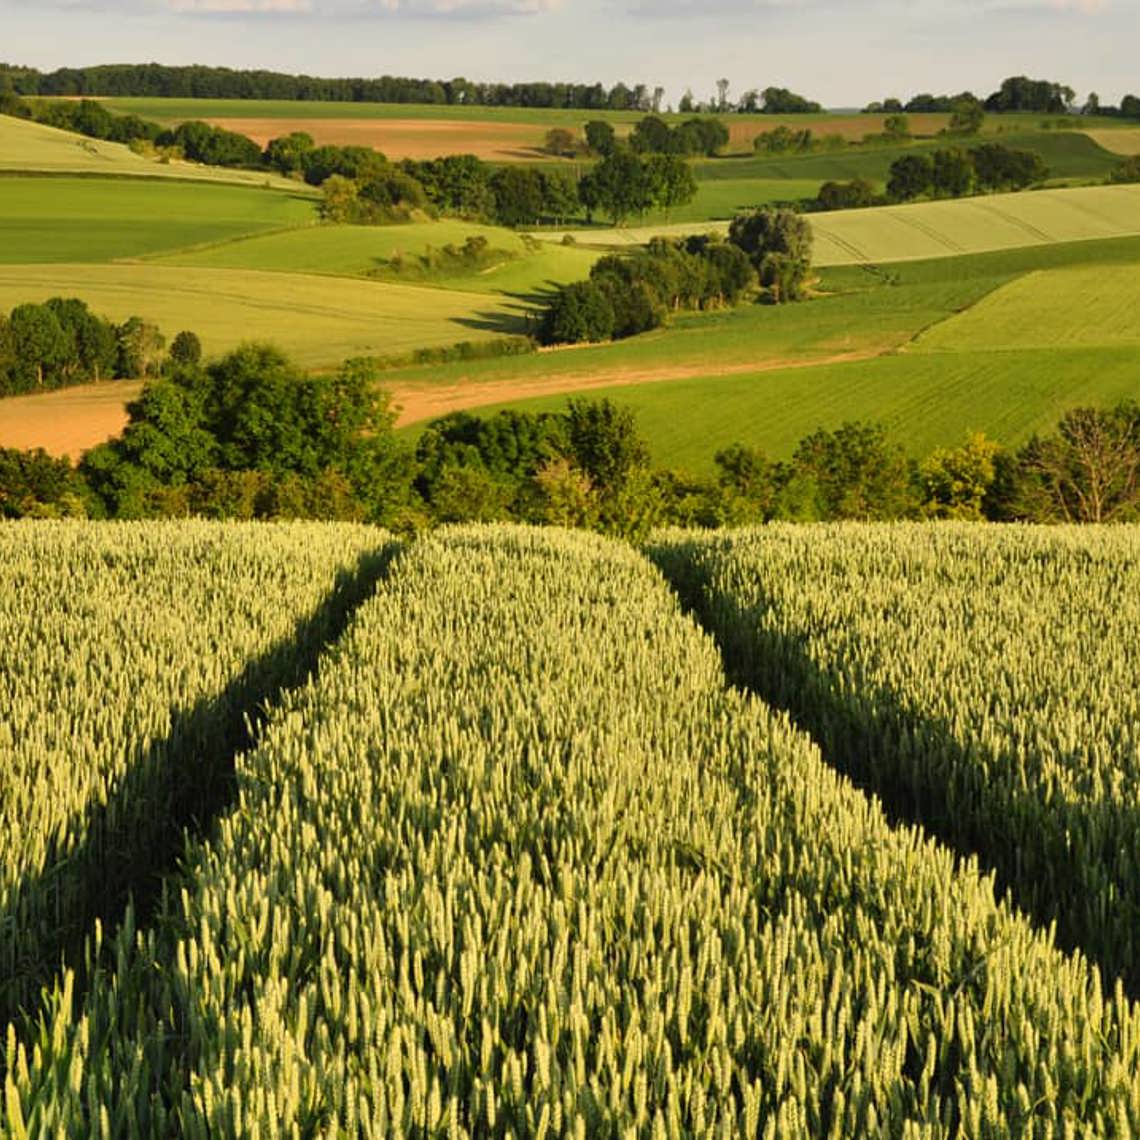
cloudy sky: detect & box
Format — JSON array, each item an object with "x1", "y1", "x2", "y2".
[{"x1": 3, "y1": 0, "x2": 1133, "y2": 107}]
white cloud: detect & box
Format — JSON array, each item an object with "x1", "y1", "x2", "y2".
[
  {"x1": 371, "y1": 0, "x2": 560, "y2": 11},
  {"x1": 169, "y1": 0, "x2": 311, "y2": 9}
]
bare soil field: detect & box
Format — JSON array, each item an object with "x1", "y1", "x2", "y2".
[
  {"x1": 725, "y1": 113, "x2": 950, "y2": 148},
  {"x1": 206, "y1": 117, "x2": 551, "y2": 161},
  {"x1": 0, "y1": 381, "x2": 142, "y2": 458}
]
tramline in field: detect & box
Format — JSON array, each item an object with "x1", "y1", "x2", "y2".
[
  {"x1": 649, "y1": 523, "x2": 1140, "y2": 990},
  {"x1": 6, "y1": 524, "x2": 1140, "y2": 1135},
  {"x1": 0, "y1": 521, "x2": 388, "y2": 1029}
]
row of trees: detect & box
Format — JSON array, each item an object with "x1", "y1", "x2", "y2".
[
  {"x1": 542, "y1": 208, "x2": 813, "y2": 345},
  {"x1": 316, "y1": 153, "x2": 582, "y2": 228},
  {"x1": 7, "y1": 355, "x2": 1136, "y2": 531},
  {"x1": 887, "y1": 143, "x2": 1048, "y2": 201},
  {"x1": 625, "y1": 116, "x2": 730, "y2": 157},
  {"x1": 865, "y1": 78, "x2": 1139, "y2": 119},
  {"x1": 0, "y1": 63, "x2": 662, "y2": 112},
  {"x1": 541, "y1": 236, "x2": 755, "y2": 345},
  {"x1": 0, "y1": 298, "x2": 195, "y2": 396},
  {"x1": 676, "y1": 84, "x2": 822, "y2": 115}
]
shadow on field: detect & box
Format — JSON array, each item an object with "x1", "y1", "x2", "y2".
[
  {"x1": 452, "y1": 309, "x2": 533, "y2": 336},
  {"x1": 1, "y1": 540, "x2": 402, "y2": 1039},
  {"x1": 645, "y1": 543, "x2": 1140, "y2": 1000}
]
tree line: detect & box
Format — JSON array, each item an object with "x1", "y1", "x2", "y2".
[
  {"x1": 864, "y1": 76, "x2": 1139, "y2": 118},
  {"x1": 0, "y1": 298, "x2": 197, "y2": 397},
  {"x1": 0, "y1": 63, "x2": 663, "y2": 112},
  {"x1": 5, "y1": 342, "x2": 1137, "y2": 532}
]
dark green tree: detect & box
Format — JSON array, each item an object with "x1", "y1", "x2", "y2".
[
  {"x1": 644, "y1": 153, "x2": 697, "y2": 220},
  {"x1": 540, "y1": 281, "x2": 616, "y2": 344},
  {"x1": 584, "y1": 120, "x2": 617, "y2": 157},
  {"x1": 491, "y1": 166, "x2": 546, "y2": 227},
  {"x1": 169, "y1": 330, "x2": 203, "y2": 367},
  {"x1": 263, "y1": 131, "x2": 315, "y2": 175},
  {"x1": 887, "y1": 153, "x2": 934, "y2": 201},
  {"x1": 8, "y1": 304, "x2": 68, "y2": 388},
  {"x1": 947, "y1": 101, "x2": 985, "y2": 135},
  {"x1": 565, "y1": 397, "x2": 649, "y2": 493},
  {"x1": 578, "y1": 150, "x2": 653, "y2": 224},
  {"x1": 931, "y1": 147, "x2": 975, "y2": 197},
  {"x1": 629, "y1": 115, "x2": 672, "y2": 154},
  {"x1": 790, "y1": 421, "x2": 920, "y2": 520},
  {"x1": 541, "y1": 170, "x2": 580, "y2": 226},
  {"x1": 729, "y1": 208, "x2": 812, "y2": 300}
]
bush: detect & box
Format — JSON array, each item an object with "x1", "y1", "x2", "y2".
[
  {"x1": 816, "y1": 178, "x2": 877, "y2": 211},
  {"x1": 1110, "y1": 156, "x2": 1140, "y2": 184},
  {"x1": 540, "y1": 281, "x2": 615, "y2": 345}
]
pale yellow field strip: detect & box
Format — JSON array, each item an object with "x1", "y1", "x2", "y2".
[
  {"x1": 1084, "y1": 129, "x2": 1140, "y2": 157},
  {"x1": 0, "y1": 263, "x2": 517, "y2": 369},
  {"x1": 538, "y1": 184, "x2": 1140, "y2": 266}
]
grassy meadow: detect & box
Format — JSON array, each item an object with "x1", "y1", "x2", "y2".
[
  {"x1": 150, "y1": 218, "x2": 601, "y2": 296},
  {"x1": 0, "y1": 176, "x2": 316, "y2": 263},
  {"x1": 0, "y1": 263, "x2": 513, "y2": 366},
  {"x1": 394, "y1": 234, "x2": 1140, "y2": 467},
  {"x1": 0, "y1": 114, "x2": 310, "y2": 189}
]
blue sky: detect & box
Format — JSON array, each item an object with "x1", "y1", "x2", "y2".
[{"x1": 3, "y1": 0, "x2": 1135, "y2": 108}]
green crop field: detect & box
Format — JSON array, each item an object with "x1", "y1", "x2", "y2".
[
  {"x1": 466, "y1": 345, "x2": 1140, "y2": 471},
  {"x1": 694, "y1": 129, "x2": 1119, "y2": 185},
  {"x1": 0, "y1": 175, "x2": 316, "y2": 263},
  {"x1": 650, "y1": 525, "x2": 1140, "y2": 985},
  {"x1": 0, "y1": 113, "x2": 309, "y2": 189},
  {"x1": 0, "y1": 263, "x2": 516, "y2": 366},
  {"x1": 7, "y1": 522, "x2": 1140, "y2": 1135},
  {"x1": 915, "y1": 262, "x2": 1140, "y2": 350},
  {"x1": 0, "y1": 521, "x2": 385, "y2": 1025},
  {"x1": 151, "y1": 218, "x2": 601, "y2": 296}
]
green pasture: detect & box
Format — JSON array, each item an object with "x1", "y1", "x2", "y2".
[
  {"x1": 693, "y1": 130, "x2": 1117, "y2": 184},
  {"x1": 0, "y1": 176, "x2": 316, "y2": 263},
  {"x1": 0, "y1": 114, "x2": 309, "y2": 189},
  {"x1": 641, "y1": 178, "x2": 820, "y2": 224},
  {"x1": 392, "y1": 233, "x2": 1140, "y2": 460},
  {"x1": 0, "y1": 264, "x2": 512, "y2": 367},
  {"x1": 150, "y1": 219, "x2": 600, "y2": 297},
  {"x1": 916, "y1": 263, "x2": 1140, "y2": 351},
  {"x1": 462, "y1": 345, "x2": 1140, "y2": 471},
  {"x1": 95, "y1": 97, "x2": 657, "y2": 129},
  {"x1": 388, "y1": 234, "x2": 1140, "y2": 394}
]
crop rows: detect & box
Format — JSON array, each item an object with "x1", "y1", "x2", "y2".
[
  {"x1": 0, "y1": 520, "x2": 388, "y2": 1027},
  {"x1": 648, "y1": 524, "x2": 1140, "y2": 992},
  {"x1": 7, "y1": 526, "x2": 1140, "y2": 1136}
]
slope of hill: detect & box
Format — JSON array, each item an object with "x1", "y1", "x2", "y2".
[
  {"x1": 0, "y1": 175, "x2": 316, "y2": 263},
  {"x1": 0, "y1": 113, "x2": 309, "y2": 189},
  {"x1": 551, "y1": 184, "x2": 1140, "y2": 263}
]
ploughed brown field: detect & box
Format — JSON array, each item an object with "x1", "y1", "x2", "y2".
[
  {"x1": 724, "y1": 113, "x2": 952, "y2": 147},
  {"x1": 205, "y1": 117, "x2": 553, "y2": 161},
  {"x1": 0, "y1": 382, "x2": 142, "y2": 459}
]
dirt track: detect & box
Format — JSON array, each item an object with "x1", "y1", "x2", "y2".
[
  {"x1": 0, "y1": 350, "x2": 879, "y2": 460},
  {"x1": 390, "y1": 349, "x2": 880, "y2": 426}
]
